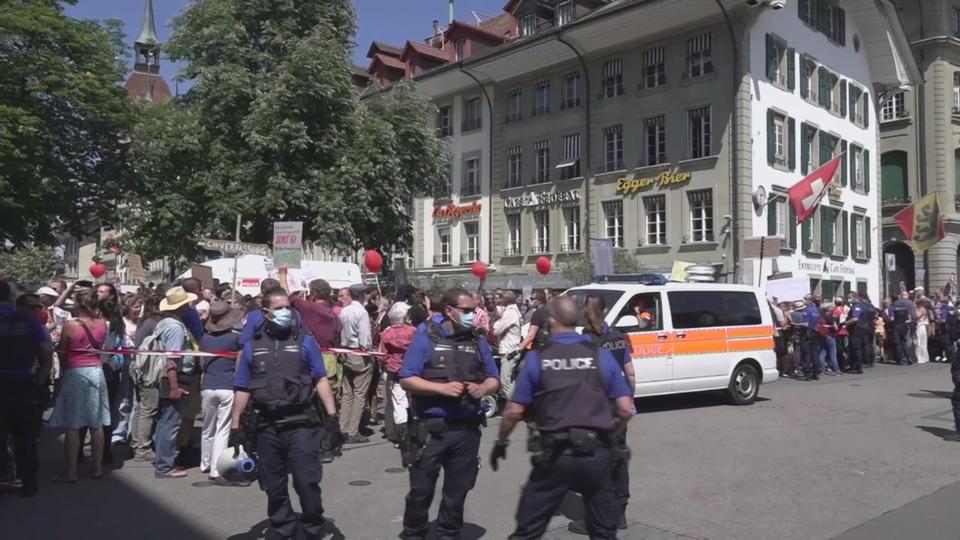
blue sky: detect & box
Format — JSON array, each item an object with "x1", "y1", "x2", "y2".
[{"x1": 66, "y1": 0, "x2": 506, "y2": 89}]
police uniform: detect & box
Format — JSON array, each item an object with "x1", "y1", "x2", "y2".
[
  {"x1": 802, "y1": 304, "x2": 823, "y2": 379},
  {"x1": 938, "y1": 303, "x2": 959, "y2": 364},
  {"x1": 234, "y1": 321, "x2": 333, "y2": 539},
  {"x1": 508, "y1": 332, "x2": 632, "y2": 540},
  {"x1": 398, "y1": 320, "x2": 499, "y2": 540},
  {"x1": 890, "y1": 298, "x2": 914, "y2": 365},
  {"x1": 0, "y1": 303, "x2": 49, "y2": 496},
  {"x1": 846, "y1": 300, "x2": 870, "y2": 373}
]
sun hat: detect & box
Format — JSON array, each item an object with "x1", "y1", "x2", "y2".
[
  {"x1": 205, "y1": 299, "x2": 243, "y2": 333},
  {"x1": 159, "y1": 286, "x2": 197, "y2": 312},
  {"x1": 792, "y1": 300, "x2": 806, "y2": 309},
  {"x1": 36, "y1": 286, "x2": 58, "y2": 297}
]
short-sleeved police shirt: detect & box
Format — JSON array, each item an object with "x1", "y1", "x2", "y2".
[{"x1": 234, "y1": 332, "x2": 327, "y2": 390}]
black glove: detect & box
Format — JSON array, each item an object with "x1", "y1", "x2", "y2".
[
  {"x1": 489, "y1": 440, "x2": 508, "y2": 471},
  {"x1": 326, "y1": 414, "x2": 344, "y2": 451},
  {"x1": 229, "y1": 428, "x2": 247, "y2": 457}
]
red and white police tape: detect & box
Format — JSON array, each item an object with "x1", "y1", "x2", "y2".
[{"x1": 61, "y1": 347, "x2": 386, "y2": 358}]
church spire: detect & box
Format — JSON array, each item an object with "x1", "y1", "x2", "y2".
[{"x1": 136, "y1": 0, "x2": 159, "y2": 46}]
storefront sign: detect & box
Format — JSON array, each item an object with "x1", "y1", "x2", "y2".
[
  {"x1": 504, "y1": 189, "x2": 580, "y2": 209},
  {"x1": 433, "y1": 201, "x2": 481, "y2": 220},
  {"x1": 797, "y1": 259, "x2": 856, "y2": 276},
  {"x1": 615, "y1": 170, "x2": 692, "y2": 195}
]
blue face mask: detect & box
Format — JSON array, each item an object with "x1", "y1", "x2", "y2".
[
  {"x1": 271, "y1": 308, "x2": 294, "y2": 328},
  {"x1": 457, "y1": 310, "x2": 476, "y2": 330}
]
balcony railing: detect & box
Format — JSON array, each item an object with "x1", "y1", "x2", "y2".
[
  {"x1": 530, "y1": 244, "x2": 550, "y2": 255},
  {"x1": 560, "y1": 243, "x2": 581, "y2": 253},
  {"x1": 503, "y1": 246, "x2": 522, "y2": 257},
  {"x1": 433, "y1": 255, "x2": 451, "y2": 266}
]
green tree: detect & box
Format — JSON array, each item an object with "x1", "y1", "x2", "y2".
[
  {"x1": 561, "y1": 250, "x2": 645, "y2": 286},
  {"x1": 0, "y1": 1, "x2": 133, "y2": 246},
  {"x1": 0, "y1": 246, "x2": 66, "y2": 288},
  {"x1": 124, "y1": 0, "x2": 447, "y2": 263}
]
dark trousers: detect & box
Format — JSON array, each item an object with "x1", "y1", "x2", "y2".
[
  {"x1": 402, "y1": 426, "x2": 481, "y2": 540},
  {"x1": 510, "y1": 448, "x2": 619, "y2": 540},
  {"x1": 847, "y1": 331, "x2": 864, "y2": 371},
  {"x1": 940, "y1": 333, "x2": 957, "y2": 364},
  {"x1": 0, "y1": 379, "x2": 39, "y2": 489},
  {"x1": 891, "y1": 324, "x2": 911, "y2": 364},
  {"x1": 255, "y1": 423, "x2": 326, "y2": 539},
  {"x1": 611, "y1": 429, "x2": 629, "y2": 519},
  {"x1": 801, "y1": 334, "x2": 822, "y2": 376},
  {"x1": 867, "y1": 331, "x2": 877, "y2": 365},
  {"x1": 951, "y1": 360, "x2": 960, "y2": 432},
  {"x1": 836, "y1": 334, "x2": 848, "y2": 370}
]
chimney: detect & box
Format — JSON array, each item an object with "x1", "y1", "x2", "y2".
[{"x1": 449, "y1": 0, "x2": 455, "y2": 24}]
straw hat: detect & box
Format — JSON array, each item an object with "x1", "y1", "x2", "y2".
[
  {"x1": 205, "y1": 299, "x2": 243, "y2": 333},
  {"x1": 159, "y1": 286, "x2": 197, "y2": 312},
  {"x1": 792, "y1": 300, "x2": 806, "y2": 309}
]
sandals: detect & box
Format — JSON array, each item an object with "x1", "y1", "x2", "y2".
[{"x1": 155, "y1": 469, "x2": 188, "y2": 479}]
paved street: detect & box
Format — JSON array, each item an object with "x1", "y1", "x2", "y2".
[{"x1": 3, "y1": 363, "x2": 960, "y2": 539}]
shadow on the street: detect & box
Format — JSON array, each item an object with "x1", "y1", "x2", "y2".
[
  {"x1": 915, "y1": 425, "x2": 960, "y2": 441},
  {"x1": 637, "y1": 393, "x2": 770, "y2": 414},
  {"x1": 907, "y1": 389, "x2": 953, "y2": 399},
  {"x1": 227, "y1": 518, "x2": 346, "y2": 540}
]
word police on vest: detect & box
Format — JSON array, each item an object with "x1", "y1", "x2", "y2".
[{"x1": 542, "y1": 357, "x2": 594, "y2": 370}]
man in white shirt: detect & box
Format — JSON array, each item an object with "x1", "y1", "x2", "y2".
[
  {"x1": 338, "y1": 284, "x2": 373, "y2": 443},
  {"x1": 492, "y1": 290, "x2": 523, "y2": 401}
]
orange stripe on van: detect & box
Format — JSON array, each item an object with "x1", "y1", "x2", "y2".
[{"x1": 628, "y1": 325, "x2": 775, "y2": 358}]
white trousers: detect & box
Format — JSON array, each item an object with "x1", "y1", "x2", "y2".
[
  {"x1": 200, "y1": 389, "x2": 234, "y2": 478},
  {"x1": 391, "y1": 377, "x2": 409, "y2": 425}
]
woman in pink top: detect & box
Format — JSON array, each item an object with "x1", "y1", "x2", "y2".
[
  {"x1": 50, "y1": 288, "x2": 111, "y2": 482},
  {"x1": 379, "y1": 303, "x2": 416, "y2": 445}
]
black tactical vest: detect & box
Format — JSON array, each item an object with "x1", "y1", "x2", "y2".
[
  {"x1": 0, "y1": 309, "x2": 38, "y2": 375},
  {"x1": 533, "y1": 340, "x2": 616, "y2": 433},
  {"x1": 590, "y1": 326, "x2": 629, "y2": 367},
  {"x1": 422, "y1": 322, "x2": 486, "y2": 383},
  {"x1": 247, "y1": 328, "x2": 313, "y2": 414}
]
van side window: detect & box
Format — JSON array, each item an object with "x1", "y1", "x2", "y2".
[
  {"x1": 668, "y1": 291, "x2": 762, "y2": 329},
  {"x1": 617, "y1": 293, "x2": 662, "y2": 331}
]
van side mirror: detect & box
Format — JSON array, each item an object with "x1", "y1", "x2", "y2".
[{"x1": 615, "y1": 315, "x2": 640, "y2": 329}]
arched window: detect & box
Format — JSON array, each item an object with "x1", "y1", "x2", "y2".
[{"x1": 881, "y1": 151, "x2": 908, "y2": 200}]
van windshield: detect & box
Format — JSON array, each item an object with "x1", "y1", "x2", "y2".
[{"x1": 563, "y1": 289, "x2": 626, "y2": 314}]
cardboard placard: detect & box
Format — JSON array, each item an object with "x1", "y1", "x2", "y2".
[
  {"x1": 191, "y1": 264, "x2": 215, "y2": 291},
  {"x1": 669, "y1": 261, "x2": 694, "y2": 282},
  {"x1": 127, "y1": 253, "x2": 146, "y2": 283},
  {"x1": 272, "y1": 221, "x2": 303, "y2": 269}
]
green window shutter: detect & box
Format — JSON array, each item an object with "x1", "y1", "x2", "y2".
[
  {"x1": 840, "y1": 140, "x2": 848, "y2": 186},
  {"x1": 800, "y1": 57, "x2": 809, "y2": 98},
  {"x1": 822, "y1": 280, "x2": 834, "y2": 299},
  {"x1": 817, "y1": 1, "x2": 830, "y2": 32},
  {"x1": 864, "y1": 148, "x2": 870, "y2": 193},
  {"x1": 857, "y1": 281, "x2": 867, "y2": 295},
  {"x1": 799, "y1": 0, "x2": 809, "y2": 23},
  {"x1": 802, "y1": 217, "x2": 811, "y2": 253},
  {"x1": 820, "y1": 207, "x2": 833, "y2": 254},
  {"x1": 842, "y1": 210, "x2": 849, "y2": 256},
  {"x1": 837, "y1": 8, "x2": 846, "y2": 45},
  {"x1": 820, "y1": 133, "x2": 833, "y2": 166},
  {"x1": 865, "y1": 216, "x2": 872, "y2": 260},
  {"x1": 788, "y1": 117, "x2": 797, "y2": 171},
  {"x1": 766, "y1": 34, "x2": 776, "y2": 81},
  {"x1": 767, "y1": 200, "x2": 778, "y2": 236},
  {"x1": 787, "y1": 48, "x2": 796, "y2": 91},
  {"x1": 818, "y1": 67, "x2": 830, "y2": 108},
  {"x1": 863, "y1": 95, "x2": 869, "y2": 128},
  {"x1": 801, "y1": 124, "x2": 810, "y2": 174},
  {"x1": 767, "y1": 110, "x2": 776, "y2": 165},
  {"x1": 849, "y1": 87, "x2": 857, "y2": 123},
  {"x1": 840, "y1": 80, "x2": 847, "y2": 117},
  {"x1": 789, "y1": 204, "x2": 798, "y2": 249}
]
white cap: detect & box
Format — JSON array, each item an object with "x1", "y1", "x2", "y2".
[{"x1": 35, "y1": 286, "x2": 58, "y2": 297}]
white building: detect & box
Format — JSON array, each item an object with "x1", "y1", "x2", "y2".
[{"x1": 748, "y1": 0, "x2": 918, "y2": 301}]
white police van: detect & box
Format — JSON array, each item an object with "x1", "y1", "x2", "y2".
[{"x1": 565, "y1": 282, "x2": 778, "y2": 405}]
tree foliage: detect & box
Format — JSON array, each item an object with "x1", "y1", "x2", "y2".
[
  {"x1": 562, "y1": 250, "x2": 645, "y2": 286},
  {"x1": 124, "y1": 0, "x2": 447, "y2": 262},
  {"x1": 0, "y1": 0, "x2": 133, "y2": 246},
  {"x1": 0, "y1": 245, "x2": 66, "y2": 288}
]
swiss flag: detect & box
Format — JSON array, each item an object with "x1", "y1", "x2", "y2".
[{"x1": 788, "y1": 154, "x2": 844, "y2": 224}]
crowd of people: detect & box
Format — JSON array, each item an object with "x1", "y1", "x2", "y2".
[{"x1": 771, "y1": 286, "x2": 960, "y2": 382}]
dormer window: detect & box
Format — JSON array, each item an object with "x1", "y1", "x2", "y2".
[
  {"x1": 454, "y1": 39, "x2": 465, "y2": 62},
  {"x1": 520, "y1": 14, "x2": 536, "y2": 37},
  {"x1": 556, "y1": 1, "x2": 574, "y2": 26}
]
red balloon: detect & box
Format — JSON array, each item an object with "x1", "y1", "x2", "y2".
[
  {"x1": 535, "y1": 256, "x2": 551, "y2": 276},
  {"x1": 109, "y1": 247, "x2": 120, "y2": 254},
  {"x1": 363, "y1": 250, "x2": 384, "y2": 273},
  {"x1": 89, "y1": 262, "x2": 107, "y2": 279},
  {"x1": 471, "y1": 261, "x2": 487, "y2": 280}
]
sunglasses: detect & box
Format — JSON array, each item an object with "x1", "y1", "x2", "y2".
[{"x1": 453, "y1": 305, "x2": 477, "y2": 314}]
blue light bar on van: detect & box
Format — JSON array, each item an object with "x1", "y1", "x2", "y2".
[{"x1": 595, "y1": 274, "x2": 669, "y2": 285}]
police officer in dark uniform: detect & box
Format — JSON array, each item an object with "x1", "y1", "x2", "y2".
[
  {"x1": 844, "y1": 292, "x2": 867, "y2": 374},
  {"x1": 0, "y1": 281, "x2": 53, "y2": 498},
  {"x1": 890, "y1": 291, "x2": 915, "y2": 365},
  {"x1": 229, "y1": 289, "x2": 341, "y2": 540},
  {"x1": 937, "y1": 301, "x2": 959, "y2": 364},
  {"x1": 490, "y1": 297, "x2": 634, "y2": 540},
  {"x1": 398, "y1": 288, "x2": 500, "y2": 540},
  {"x1": 801, "y1": 295, "x2": 823, "y2": 380}
]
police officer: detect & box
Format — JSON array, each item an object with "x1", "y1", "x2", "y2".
[
  {"x1": 844, "y1": 292, "x2": 867, "y2": 374},
  {"x1": 398, "y1": 288, "x2": 500, "y2": 540},
  {"x1": 937, "y1": 300, "x2": 959, "y2": 364},
  {"x1": 0, "y1": 281, "x2": 53, "y2": 497},
  {"x1": 230, "y1": 288, "x2": 341, "y2": 540},
  {"x1": 801, "y1": 295, "x2": 823, "y2": 380},
  {"x1": 490, "y1": 297, "x2": 634, "y2": 540},
  {"x1": 890, "y1": 291, "x2": 915, "y2": 365}
]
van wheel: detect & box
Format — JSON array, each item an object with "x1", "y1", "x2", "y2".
[{"x1": 728, "y1": 364, "x2": 759, "y2": 405}]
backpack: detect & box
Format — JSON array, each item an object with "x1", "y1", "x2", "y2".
[{"x1": 130, "y1": 319, "x2": 192, "y2": 388}]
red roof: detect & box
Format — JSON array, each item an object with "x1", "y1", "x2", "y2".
[
  {"x1": 125, "y1": 71, "x2": 172, "y2": 103},
  {"x1": 400, "y1": 41, "x2": 450, "y2": 64},
  {"x1": 369, "y1": 53, "x2": 408, "y2": 75},
  {"x1": 445, "y1": 20, "x2": 509, "y2": 45},
  {"x1": 503, "y1": 0, "x2": 521, "y2": 14},
  {"x1": 366, "y1": 41, "x2": 403, "y2": 59},
  {"x1": 479, "y1": 12, "x2": 516, "y2": 38}
]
